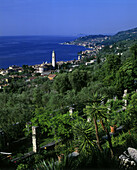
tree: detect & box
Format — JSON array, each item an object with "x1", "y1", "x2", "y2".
[
  {"x1": 53, "y1": 73, "x2": 71, "y2": 94},
  {"x1": 83, "y1": 93, "x2": 105, "y2": 152},
  {"x1": 130, "y1": 44, "x2": 137, "y2": 61},
  {"x1": 116, "y1": 58, "x2": 135, "y2": 95},
  {"x1": 84, "y1": 104, "x2": 103, "y2": 152},
  {"x1": 32, "y1": 87, "x2": 43, "y2": 107},
  {"x1": 126, "y1": 92, "x2": 137, "y2": 129},
  {"x1": 0, "y1": 92, "x2": 33, "y2": 143},
  {"x1": 106, "y1": 98, "x2": 125, "y2": 127},
  {"x1": 130, "y1": 44, "x2": 137, "y2": 86},
  {"x1": 116, "y1": 44, "x2": 137, "y2": 95},
  {"x1": 68, "y1": 69, "x2": 88, "y2": 93},
  {"x1": 31, "y1": 107, "x2": 80, "y2": 140},
  {"x1": 103, "y1": 54, "x2": 121, "y2": 86},
  {"x1": 104, "y1": 54, "x2": 121, "y2": 74},
  {"x1": 72, "y1": 120, "x2": 95, "y2": 154},
  {"x1": 46, "y1": 92, "x2": 66, "y2": 110}
]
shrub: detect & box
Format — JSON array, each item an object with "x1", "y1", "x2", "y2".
[{"x1": 17, "y1": 163, "x2": 28, "y2": 170}]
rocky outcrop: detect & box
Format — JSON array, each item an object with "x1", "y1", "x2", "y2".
[
  {"x1": 128, "y1": 147, "x2": 137, "y2": 163},
  {"x1": 119, "y1": 147, "x2": 137, "y2": 169}
]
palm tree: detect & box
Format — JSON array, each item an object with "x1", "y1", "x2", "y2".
[
  {"x1": 73, "y1": 120, "x2": 95, "y2": 154},
  {"x1": 84, "y1": 92, "x2": 106, "y2": 152},
  {"x1": 84, "y1": 103, "x2": 103, "y2": 152},
  {"x1": 84, "y1": 92, "x2": 115, "y2": 157},
  {"x1": 99, "y1": 106, "x2": 114, "y2": 158}
]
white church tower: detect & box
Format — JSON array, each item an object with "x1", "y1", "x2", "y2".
[{"x1": 52, "y1": 50, "x2": 56, "y2": 68}]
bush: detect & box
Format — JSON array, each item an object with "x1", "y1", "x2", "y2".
[
  {"x1": 34, "y1": 154, "x2": 44, "y2": 164},
  {"x1": 17, "y1": 163, "x2": 28, "y2": 170},
  {"x1": 104, "y1": 130, "x2": 137, "y2": 155}
]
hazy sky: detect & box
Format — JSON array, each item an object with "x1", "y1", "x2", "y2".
[{"x1": 0, "y1": 0, "x2": 137, "y2": 36}]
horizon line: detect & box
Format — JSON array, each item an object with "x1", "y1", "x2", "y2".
[{"x1": 0, "y1": 33, "x2": 114, "y2": 37}]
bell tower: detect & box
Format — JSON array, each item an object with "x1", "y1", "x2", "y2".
[{"x1": 52, "y1": 50, "x2": 56, "y2": 68}]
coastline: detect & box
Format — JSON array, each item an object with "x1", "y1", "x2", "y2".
[{"x1": 0, "y1": 36, "x2": 90, "y2": 69}]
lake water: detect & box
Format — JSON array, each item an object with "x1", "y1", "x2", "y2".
[{"x1": 0, "y1": 36, "x2": 88, "y2": 69}]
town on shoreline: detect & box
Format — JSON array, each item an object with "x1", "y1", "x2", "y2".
[{"x1": 0, "y1": 38, "x2": 102, "y2": 90}]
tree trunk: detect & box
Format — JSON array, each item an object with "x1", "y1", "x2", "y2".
[
  {"x1": 100, "y1": 119, "x2": 105, "y2": 131},
  {"x1": 93, "y1": 117, "x2": 103, "y2": 152},
  {"x1": 105, "y1": 119, "x2": 114, "y2": 158},
  {"x1": 106, "y1": 130, "x2": 114, "y2": 158},
  {"x1": 100, "y1": 119, "x2": 114, "y2": 157}
]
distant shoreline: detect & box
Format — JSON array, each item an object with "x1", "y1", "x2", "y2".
[{"x1": 0, "y1": 36, "x2": 90, "y2": 69}]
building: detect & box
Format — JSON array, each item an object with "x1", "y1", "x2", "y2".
[
  {"x1": 85, "y1": 59, "x2": 96, "y2": 65},
  {"x1": 52, "y1": 50, "x2": 56, "y2": 68},
  {"x1": 9, "y1": 65, "x2": 19, "y2": 70},
  {"x1": 39, "y1": 66, "x2": 45, "y2": 73},
  {"x1": 78, "y1": 56, "x2": 81, "y2": 60},
  {"x1": 48, "y1": 74, "x2": 56, "y2": 80}
]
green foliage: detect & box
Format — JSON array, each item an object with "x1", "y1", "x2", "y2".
[
  {"x1": 103, "y1": 54, "x2": 121, "y2": 86},
  {"x1": 130, "y1": 44, "x2": 137, "y2": 60},
  {"x1": 31, "y1": 108, "x2": 80, "y2": 140},
  {"x1": 55, "y1": 143, "x2": 66, "y2": 155},
  {"x1": 116, "y1": 58, "x2": 135, "y2": 93},
  {"x1": 34, "y1": 148, "x2": 120, "y2": 170},
  {"x1": 104, "y1": 131, "x2": 137, "y2": 154},
  {"x1": 34, "y1": 156, "x2": 69, "y2": 170},
  {"x1": 68, "y1": 69, "x2": 90, "y2": 93},
  {"x1": 115, "y1": 44, "x2": 137, "y2": 94},
  {"x1": 1, "y1": 28, "x2": 137, "y2": 169},
  {"x1": 32, "y1": 87, "x2": 43, "y2": 107},
  {"x1": 53, "y1": 73, "x2": 71, "y2": 93},
  {"x1": 84, "y1": 92, "x2": 107, "y2": 120},
  {"x1": 73, "y1": 120, "x2": 95, "y2": 154},
  {"x1": 83, "y1": 93, "x2": 107, "y2": 151},
  {"x1": 34, "y1": 154, "x2": 44, "y2": 164},
  {"x1": 22, "y1": 65, "x2": 34, "y2": 73},
  {"x1": 126, "y1": 92, "x2": 137, "y2": 128},
  {"x1": 0, "y1": 92, "x2": 33, "y2": 141},
  {"x1": 103, "y1": 27, "x2": 137, "y2": 45},
  {"x1": 105, "y1": 54, "x2": 121, "y2": 73},
  {"x1": 46, "y1": 93, "x2": 66, "y2": 110},
  {"x1": 17, "y1": 163, "x2": 28, "y2": 170},
  {"x1": 4, "y1": 78, "x2": 27, "y2": 93},
  {"x1": 106, "y1": 99, "x2": 125, "y2": 126},
  {"x1": 106, "y1": 134, "x2": 127, "y2": 149}
]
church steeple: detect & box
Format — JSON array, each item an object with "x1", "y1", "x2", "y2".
[{"x1": 52, "y1": 50, "x2": 56, "y2": 68}]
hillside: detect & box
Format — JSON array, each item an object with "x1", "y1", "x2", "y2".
[
  {"x1": 66, "y1": 27, "x2": 137, "y2": 46},
  {"x1": 1, "y1": 27, "x2": 137, "y2": 170},
  {"x1": 102, "y1": 27, "x2": 137, "y2": 45},
  {"x1": 74, "y1": 34, "x2": 109, "y2": 42}
]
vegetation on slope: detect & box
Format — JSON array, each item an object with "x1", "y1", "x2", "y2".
[{"x1": 1, "y1": 27, "x2": 137, "y2": 169}]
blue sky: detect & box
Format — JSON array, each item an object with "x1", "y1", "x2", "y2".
[{"x1": 0, "y1": 0, "x2": 137, "y2": 36}]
